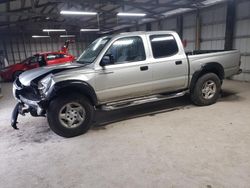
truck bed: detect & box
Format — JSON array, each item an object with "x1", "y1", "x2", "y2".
[
  {"x1": 186, "y1": 49, "x2": 241, "y2": 78},
  {"x1": 186, "y1": 49, "x2": 233, "y2": 56}
]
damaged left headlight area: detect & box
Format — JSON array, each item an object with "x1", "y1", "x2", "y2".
[
  {"x1": 38, "y1": 74, "x2": 55, "y2": 98},
  {"x1": 11, "y1": 77, "x2": 54, "y2": 130}
]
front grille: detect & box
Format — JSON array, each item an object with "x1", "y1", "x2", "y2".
[
  {"x1": 15, "y1": 79, "x2": 41, "y2": 101},
  {"x1": 19, "y1": 87, "x2": 41, "y2": 101}
]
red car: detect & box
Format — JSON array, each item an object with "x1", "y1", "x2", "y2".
[{"x1": 0, "y1": 41, "x2": 75, "y2": 81}]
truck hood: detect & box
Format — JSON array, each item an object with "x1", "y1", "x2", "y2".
[{"x1": 19, "y1": 63, "x2": 85, "y2": 86}]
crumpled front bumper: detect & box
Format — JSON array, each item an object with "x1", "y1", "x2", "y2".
[{"x1": 11, "y1": 80, "x2": 47, "y2": 129}]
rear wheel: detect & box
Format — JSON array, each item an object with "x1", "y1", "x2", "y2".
[
  {"x1": 47, "y1": 94, "x2": 94, "y2": 138},
  {"x1": 190, "y1": 73, "x2": 221, "y2": 106}
]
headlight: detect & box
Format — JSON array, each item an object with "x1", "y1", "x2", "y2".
[{"x1": 38, "y1": 74, "x2": 53, "y2": 96}]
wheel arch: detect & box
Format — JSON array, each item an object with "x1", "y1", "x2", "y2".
[
  {"x1": 50, "y1": 80, "x2": 98, "y2": 106},
  {"x1": 190, "y1": 62, "x2": 224, "y2": 91}
]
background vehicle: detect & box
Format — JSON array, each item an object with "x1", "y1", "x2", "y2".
[
  {"x1": 11, "y1": 31, "x2": 241, "y2": 137},
  {"x1": 0, "y1": 40, "x2": 75, "y2": 81}
]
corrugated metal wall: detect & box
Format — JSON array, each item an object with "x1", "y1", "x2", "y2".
[
  {"x1": 183, "y1": 12, "x2": 196, "y2": 51},
  {"x1": 233, "y1": 0, "x2": 250, "y2": 81},
  {"x1": 161, "y1": 17, "x2": 177, "y2": 31},
  {"x1": 1, "y1": 1, "x2": 250, "y2": 81},
  {"x1": 200, "y1": 4, "x2": 227, "y2": 50},
  {"x1": 121, "y1": 1, "x2": 250, "y2": 81},
  {"x1": 0, "y1": 36, "x2": 93, "y2": 65}
]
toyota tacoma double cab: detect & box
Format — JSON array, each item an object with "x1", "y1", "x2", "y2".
[{"x1": 11, "y1": 31, "x2": 241, "y2": 137}]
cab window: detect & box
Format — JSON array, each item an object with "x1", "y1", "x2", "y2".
[
  {"x1": 150, "y1": 34, "x2": 178, "y2": 58},
  {"x1": 105, "y1": 36, "x2": 146, "y2": 64}
]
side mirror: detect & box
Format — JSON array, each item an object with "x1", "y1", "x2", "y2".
[{"x1": 100, "y1": 55, "x2": 114, "y2": 67}]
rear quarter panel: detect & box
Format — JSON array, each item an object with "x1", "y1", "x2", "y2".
[{"x1": 188, "y1": 50, "x2": 241, "y2": 79}]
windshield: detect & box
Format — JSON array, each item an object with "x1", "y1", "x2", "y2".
[{"x1": 76, "y1": 37, "x2": 111, "y2": 64}]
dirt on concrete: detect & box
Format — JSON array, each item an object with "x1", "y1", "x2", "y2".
[{"x1": 0, "y1": 80, "x2": 250, "y2": 188}]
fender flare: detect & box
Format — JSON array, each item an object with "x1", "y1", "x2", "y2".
[
  {"x1": 49, "y1": 80, "x2": 98, "y2": 106},
  {"x1": 190, "y1": 62, "x2": 224, "y2": 91}
]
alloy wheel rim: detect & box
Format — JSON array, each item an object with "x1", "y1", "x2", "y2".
[
  {"x1": 201, "y1": 80, "x2": 216, "y2": 99},
  {"x1": 59, "y1": 102, "x2": 86, "y2": 128}
]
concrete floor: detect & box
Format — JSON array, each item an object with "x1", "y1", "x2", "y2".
[{"x1": 0, "y1": 80, "x2": 250, "y2": 188}]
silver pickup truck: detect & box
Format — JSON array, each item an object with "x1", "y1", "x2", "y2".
[{"x1": 12, "y1": 31, "x2": 241, "y2": 137}]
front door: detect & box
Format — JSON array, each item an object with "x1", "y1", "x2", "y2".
[{"x1": 95, "y1": 36, "x2": 152, "y2": 103}]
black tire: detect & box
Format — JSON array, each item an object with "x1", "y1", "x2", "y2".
[
  {"x1": 190, "y1": 73, "x2": 221, "y2": 106},
  {"x1": 47, "y1": 94, "x2": 94, "y2": 138},
  {"x1": 12, "y1": 71, "x2": 23, "y2": 81}
]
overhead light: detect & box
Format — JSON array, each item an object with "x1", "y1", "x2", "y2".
[
  {"x1": 163, "y1": 8, "x2": 193, "y2": 17},
  {"x1": 60, "y1": 10, "x2": 97, "y2": 15},
  {"x1": 202, "y1": 0, "x2": 226, "y2": 5},
  {"x1": 117, "y1": 12, "x2": 146, "y2": 17},
  {"x1": 32, "y1": 35, "x2": 50, "y2": 38},
  {"x1": 43, "y1": 29, "x2": 66, "y2": 32},
  {"x1": 80, "y1": 29, "x2": 100, "y2": 32},
  {"x1": 60, "y1": 35, "x2": 75, "y2": 38}
]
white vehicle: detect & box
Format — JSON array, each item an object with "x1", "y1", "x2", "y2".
[{"x1": 12, "y1": 31, "x2": 242, "y2": 137}]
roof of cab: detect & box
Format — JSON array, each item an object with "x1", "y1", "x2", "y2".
[{"x1": 118, "y1": 30, "x2": 177, "y2": 36}]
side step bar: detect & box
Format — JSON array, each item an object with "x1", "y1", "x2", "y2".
[{"x1": 101, "y1": 91, "x2": 187, "y2": 111}]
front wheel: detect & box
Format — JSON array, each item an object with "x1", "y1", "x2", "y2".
[
  {"x1": 190, "y1": 73, "x2": 221, "y2": 106},
  {"x1": 47, "y1": 94, "x2": 94, "y2": 138}
]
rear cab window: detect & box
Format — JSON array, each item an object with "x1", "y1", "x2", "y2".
[{"x1": 149, "y1": 34, "x2": 179, "y2": 58}]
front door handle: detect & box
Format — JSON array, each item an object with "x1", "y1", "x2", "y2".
[
  {"x1": 140, "y1": 66, "x2": 148, "y2": 71},
  {"x1": 175, "y1": 61, "x2": 182, "y2": 65}
]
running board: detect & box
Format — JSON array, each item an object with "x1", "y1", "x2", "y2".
[{"x1": 101, "y1": 91, "x2": 187, "y2": 111}]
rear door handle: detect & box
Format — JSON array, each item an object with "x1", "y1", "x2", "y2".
[
  {"x1": 140, "y1": 66, "x2": 148, "y2": 71},
  {"x1": 175, "y1": 61, "x2": 182, "y2": 65}
]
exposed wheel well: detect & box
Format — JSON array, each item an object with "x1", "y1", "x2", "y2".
[
  {"x1": 50, "y1": 86, "x2": 97, "y2": 106},
  {"x1": 190, "y1": 62, "x2": 224, "y2": 91}
]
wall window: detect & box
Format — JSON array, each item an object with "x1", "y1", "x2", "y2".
[
  {"x1": 105, "y1": 36, "x2": 146, "y2": 64},
  {"x1": 150, "y1": 34, "x2": 178, "y2": 58}
]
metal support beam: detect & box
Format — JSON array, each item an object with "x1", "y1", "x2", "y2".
[
  {"x1": 195, "y1": 9, "x2": 201, "y2": 50},
  {"x1": 224, "y1": 0, "x2": 236, "y2": 50},
  {"x1": 16, "y1": 38, "x2": 22, "y2": 62},
  {"x1": 146, "y1": 22, "x2": 151, "y2": 31},
  {"x1": 177, "y1": 15, "x2": 183, "y2": 39},
  {"x1": 158, "y1": 20, "x2": 162, "y2": 30}
]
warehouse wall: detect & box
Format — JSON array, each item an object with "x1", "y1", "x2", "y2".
[
  {"x1": 119, "y1": 1, "x2": 250, "y2": 81},
  {"x1": 233, "y1": 0, "x2": 250, "y2": 81},
  {"x1": 182, "y1": 12, "x2": 196, "y2": 51},
  {"x1": 1, "y1": 1, "x2": 250, "y2": 81},
  {"x1": 200, "y1": 4, "x2": 227, "y2": 50},
  {"x1": 0, "y1": 35, "x2": 94, "y2": 66}
]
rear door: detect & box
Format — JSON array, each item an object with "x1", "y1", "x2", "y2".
[
  {"x1": 94, "y1": 35, "x2": 152, "y2": 103},
  {"x1": 148, "y1": 34, "x2": 189, "y2": 93}
]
